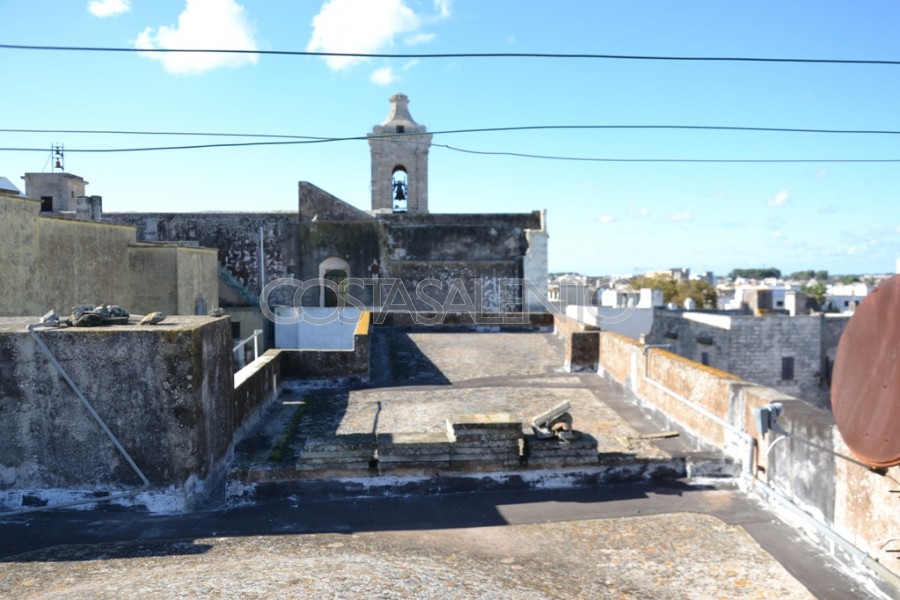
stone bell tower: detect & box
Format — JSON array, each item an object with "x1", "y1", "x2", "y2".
[{"x1": 368, "y1": 93, "x2": 432, "y2": 214}]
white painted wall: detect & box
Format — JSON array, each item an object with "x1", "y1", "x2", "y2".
[
  {"x1": 274, "y1": 306, "x2": 361, "y2": 350},
  {"x1": 565, "y1": 305, "x2": 656, "y2": 341}
]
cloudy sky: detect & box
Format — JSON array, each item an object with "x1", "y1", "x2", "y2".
[{"x1": 2, "y1": 0, "x2": 899, "y2": 276}]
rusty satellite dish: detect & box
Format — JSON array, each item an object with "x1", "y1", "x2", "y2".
[{"x1": 832, "y1": 274, "x2": 900, "y2": 468}]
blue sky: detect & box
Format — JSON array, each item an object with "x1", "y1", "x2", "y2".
[{"x1": 2, "y1": 0, "x2": 899, "y2": 276}]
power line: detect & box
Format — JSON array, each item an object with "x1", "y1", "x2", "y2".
[
  {"x1": 2, "y1": 43, "x2": 899, "y2": 66},
  {"x1": 2, "y1": 137, "x2": 898, "y2": 163},
  {"x1": 5, "y1": 125, "x2": 900, "y2": 138},
  {"x1": 436, "y1": 144, "x2": 900, "y2": 163},
  {"x1": 4, "y1": 126, "x2": 900, "y2": 162}
]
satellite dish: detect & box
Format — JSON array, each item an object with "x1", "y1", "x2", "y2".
[{"x1": 832, "y1": 275, "x2": 900, "y2": 468}]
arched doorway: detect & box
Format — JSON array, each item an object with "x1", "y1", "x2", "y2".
[{"x1": 318, "y1": 257, "x2": 351, "y2": 307}]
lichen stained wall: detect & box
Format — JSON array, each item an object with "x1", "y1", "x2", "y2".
[
  {"x1": 0, "y1": 317, "x2": 233, "y2": 497},
  {"x1": 105, "y1": 212, "x2": 299, "y2": 304}
]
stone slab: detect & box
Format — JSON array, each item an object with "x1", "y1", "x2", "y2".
[{"x1": 304, "y1": 435, "x2": 376, "y2": 453}]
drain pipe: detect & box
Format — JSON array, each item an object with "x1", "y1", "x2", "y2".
[
  {"x1": 642, "y1": 376, "x2": 755, "y2": 478},
  {"x1": 2, "y1": 323, "x2": 151, "y2": 515}
]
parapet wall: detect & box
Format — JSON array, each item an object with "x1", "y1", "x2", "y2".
[
  {"x1": 0, "y1": 317, "x2": 233, "y2": 510},
  {"x1": 279, "y1": 311, "x2": 371, "y2": 380},
  {"x1": 553, "y1": 314, "x2": 599, "y2": 372},
  {"x1": 596, "y1": 329, "x2": 900, "y2": 584}
]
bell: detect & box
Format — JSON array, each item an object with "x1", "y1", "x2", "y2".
[
  {"x1": 394, "y1": 182, "x2": 406, "y2": 201},
  {"x1": 54, "y1": 159, "x2": 63, "y2": 170}
]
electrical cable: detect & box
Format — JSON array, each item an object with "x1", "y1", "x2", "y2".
[
  {"x1": 3, "y1": 125, "x2": 900, "y2": 162},
  {"x1": 5, "y1": 124, "x2": 900, "y2": 138},
  {"x1": 2, "y1": 43, "x2": 900, "y2": 66}
]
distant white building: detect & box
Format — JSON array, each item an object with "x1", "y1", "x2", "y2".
[
  {"x1": 824, "y1": 282, "x2": 868, "y2": 313},
  {"x1": 723, "y1": 283, "x2": 797, "y2": 314},
  {"x1": 566, "y1": 287, "x2": 663, "y2": 341}
]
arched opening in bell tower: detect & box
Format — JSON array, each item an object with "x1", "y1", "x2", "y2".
[{"x1": 391, "y1": 166, "x2": 408, "y2": 213}]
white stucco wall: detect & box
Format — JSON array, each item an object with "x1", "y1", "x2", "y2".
[{"x1": 274, "y1": 306, "x2": 361, "y2": 350}]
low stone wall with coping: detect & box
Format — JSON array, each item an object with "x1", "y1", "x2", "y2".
[
  {"x1": 278, "y1": 311, "x2": 371, "y2": 381},
  {"x1": 595, "y1": 329, "x2": 900, "y2": 587},
  {"x1": 553, "y1": 314, "x2": 600, "y2": 372}
]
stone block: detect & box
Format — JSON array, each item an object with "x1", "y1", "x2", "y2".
[
  {"x1": 446, "y1": 413, "x2": 524, "y2": 442},
  {"x1": 299, "y1": 434, "x2": 376, "y2": 469}
]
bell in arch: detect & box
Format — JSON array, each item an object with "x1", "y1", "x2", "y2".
[{"x1": 393, "y1": 179, "x2": 406, "y2": 201}]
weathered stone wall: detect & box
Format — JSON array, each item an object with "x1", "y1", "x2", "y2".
[
  {"x1": 175, "y1": 246, "x2": 219, "y2": 315},
  {"x1": 297, "y1": 220, "x2": 383, "y2": 282},
  {"x1": 299, "y1": 181, "x2": 370, "y2": 222},
  {"x1": 105, "y1": 212, "x2": 299, "y2": 305},
  {"x1": 35, "y1": 216, "x2": 136, "y2": 314},
  {"x1": 522, "y1": 212, "x2": 549, "y2": 312},
  {"x1": 728, "y1": 315, "x2": 823, "y2": 403},
  {"x1": 596, "y1": 330, "x2": 900, "y2": 582},
  {"x1": 0, "y1": 317, "x2": 233, "y2": 508},
  {"x1": 384, "y1": 261, "x2": 523, "y2": 311},
  {"x1": 23, "y1": 172, "x2": 86, "y2": 212},
  {"x1": 553, "y1": 314, "x2": 599, "y2": 372},
  {"x1": 278, "y1": 313, "x2": 371, "y2": 380},
  {"x1": 0, "y1": 194, "x2": 40, "y2": 315},
  {"x1": 648, "y1": 312, "x2": 838, "y2": 408},
  {"x1": 233, "y1": 349, "x2": 281, "y2": 432},
  {"x1": 381, "y1": 212, "x2": 540, "y2": 261},
  {"x1": 820, "y1": 315, "x2": 850, "y2": 409},
  {"x1": 125, "y1": 245, "x2": 218, "y2": 316},
  {"x1": 0, "y1": 194, "x2": 217, "y2": 319}
]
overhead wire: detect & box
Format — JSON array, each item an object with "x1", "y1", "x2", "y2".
[
  {"x1": 3, "y1": 43, "x2": 899, "y2": 163},
  {"x1": 2, "y1": 43, "x2": 900, "y2": 66},
  {"x1": 2, "y1": 125, "x2": 900, "y2": 162}
]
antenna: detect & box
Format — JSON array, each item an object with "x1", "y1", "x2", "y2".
[
  {"x1": 52, "y1": 144, "x2": 64, "y2": 172},
  {"x1": 833, "y1": 274, "x2": 900, "y2": 468}
]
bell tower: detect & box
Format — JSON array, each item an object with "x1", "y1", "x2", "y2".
[{"x1": 368, "y1": 93, "x2": 432, "y2": 214}]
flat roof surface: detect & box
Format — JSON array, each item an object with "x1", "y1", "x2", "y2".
[{"x1": 0, "y1": 330, "x2": 884, "y2": 598}]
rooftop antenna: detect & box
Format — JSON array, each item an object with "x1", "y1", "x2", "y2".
[{"x1": 52, "y1": 144, "x2": 64, "y2": 172}]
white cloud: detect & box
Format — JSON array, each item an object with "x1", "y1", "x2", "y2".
[
  {"x1": 637, "y1": 207, "x2": 651, "y2": 218},
  {"x1": 434, "y1": 0, "x2": 452, "y2": 19},
  {"x1": 88, "y1": 0, "x2": 131, "y2": 17},
  {"x1": 770, "y1": 230, "x2": 784, "y2": 240},
  {"x1": 405, "y1": 32, "x2": 435, "y2": 45},
  {"x1": 135, "y1": 0, "x2": 258, "y2": 75},
  {"x1": 598, "y1": 215, "x2": 616, "y2": 224},
  {"x1": 768, "y1": 190, "x2": 789, "y2": 207},
  {"x1": 814, "y1": 169, "x2": 829, "y2": 179},
  {"x1": 846, "y1": 238, "x2": 878, "y2": 256},
  {"x1": 307, "y1": 0, "x2": 449, "y2": 71},
  {"x1": 669, "y1": 211, "x2": 692, "y2": 222},
  {"x1": 371, "y1": 66, "x2": 396, "y2": 85}
]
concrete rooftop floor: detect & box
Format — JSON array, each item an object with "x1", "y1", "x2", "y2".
[
  {"x1": 231, "y1": 330, "x2": 727, "y2": 486},
  {"x1": 0, "y1": 330, "x2": 885, "y2": 598}
]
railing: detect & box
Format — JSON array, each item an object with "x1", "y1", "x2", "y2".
[{"x1": 233, "y1": 329, "x2": 264, "y2": 370}]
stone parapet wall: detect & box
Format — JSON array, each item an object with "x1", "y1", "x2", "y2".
[
  {"x1": 278, "y1": 316, "x2": 371, "y2": 381},
  {"x1": 0, "y1": 317, "x2": 233, "y2": 509},
  {"x1": 596, "y1": 329, "x2": 900, "y2": 583},
  {"x1": 553, "y1": 314, "x2": 599, "y2": 372}
]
